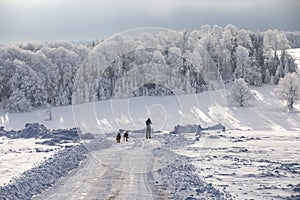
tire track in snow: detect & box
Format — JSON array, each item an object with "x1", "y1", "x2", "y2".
[{"x1": 33, "y1": 136, "x2": 171, "y2": 200}]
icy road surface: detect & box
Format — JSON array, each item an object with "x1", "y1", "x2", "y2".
[{"x1": 33, "y1": 135, "x2": 173, "y2": 200}]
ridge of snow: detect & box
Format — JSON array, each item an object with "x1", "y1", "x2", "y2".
[{"x1": 0, "y1": 135, "x2": 112, "y2": 200}]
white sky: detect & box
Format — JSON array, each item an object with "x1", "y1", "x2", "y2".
[{"x1": 0, "y1": 0, "x2": 299, "y2": 44}]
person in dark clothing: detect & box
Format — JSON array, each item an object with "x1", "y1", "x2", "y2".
[
  {"x1": 145, "y1": 118, "x2": 152, "y2": 139},
  {"x1": 116, "y1": 132, "x2": 121, "y2": 143},
  {"x1": 222, "y1": 126, "x2": 226, "y2": 132},
  {"x1": 124, "y1": 131, "x2": 129, "y2": 141}
]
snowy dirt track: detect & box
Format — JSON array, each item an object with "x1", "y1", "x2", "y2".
[{"x1": 33, "y1": 135, "x2": 173, "y2": 200}]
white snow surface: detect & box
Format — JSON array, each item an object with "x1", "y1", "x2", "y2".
[
  {"x1": 33, "y1": 135, "x2": 173, "y2": 200},
  {"x1": 1, "y1": 85, "x2": 300, "y2": 133},
  {"x1": 0, "y1": 136, "x2": 112, "y2": 200},
  {"x1": 1, "y1": 131, "x2": 228, "y2": 200},
  {"x1": 32, "y1": 133, "x2": 229, "y2": 200},
  {"x1": 0, "y1": 137, "x2": 60, "y2": 186},
  {"x1": 1, "y1": 83, "x2": 300, "y2": 199},
  {"x1": 176, "y1": 130, "x2": 300, "y2": 199}
]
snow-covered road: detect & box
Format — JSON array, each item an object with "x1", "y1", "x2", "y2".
[{"x1": 33, "y1": 135, "x2": 172, "y2": 200}]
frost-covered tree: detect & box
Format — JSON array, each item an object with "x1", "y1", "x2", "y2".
[
  {"x1": 8, "y1": 61, "x2": 47, "y2": 112},
  {"x1": 19, "y1": 42, "x2": 43, "y2": 52},
  {"x1": 264, "y1": 29, "x2": 279, "y2": 54},
  {"x1": 8, "y1": 90, "x2": 32, "y2": 112},
  {"x1": 246, "y1": 65, "x2": 262, "y2": 86},
  {"x1": 231, "y1": 78, "x2": 253, "y2": 107},
  {"x1": 0, "y1": 26, "x2": 298, "y2": 111},
  {"x1": 263, "y1": 29, "x2": 289, "y2": 56},
  {"x1": 263, "y1": 29, "x2": 294, "y2": 83},
  {"x1": 46, "y1": 41, "x2": 90, "y2": 63},
  {"x1": 0, "y1": 59, "x2": 16, "y2": 105},
  {"x1": 234, "y1": 46, "x2": 251, "y2": 81},
  {"x1": 0, "y1": 46, "x2": 57, "y2": 105},
  {"x1": 286, "y1": 32, "x2": 300, "y2": 48},
  {"x1": 221, "y1": 24, "x2": 238, "y2": 72},
  {"x1": 41, "y1": 47, "x2": 82, "y2": 106},
  {"x1": 217, "y1": 48, "x2": 232, "y2": 81},
  {"x1": 250, "y1": 32, "x2": 264, "y2": 73},
  {"x1": 237, "y1": 29, "x2": 252, "y2": 49},
  {"x1": 275, "y1": 73, "x2": 300, "y2": 110}
]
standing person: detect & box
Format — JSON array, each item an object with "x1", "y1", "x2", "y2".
[
  {"x1": 124, "y1": 131, "x2": 129, "y2": 141},
  {"x1": 145, "y1": 118, "x2": 152, "y2": 139},
  {"x1": 116, "y1": 132, "x2": 121, "y2": 143}
]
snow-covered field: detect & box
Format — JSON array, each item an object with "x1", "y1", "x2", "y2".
[
  {"x1": 0, "y1": 137, "x2": 60, "y2": 186},
  {"x1": 1, "y1": 85, "x2": 300, "y2": 133},
  {"x1": 1, "y1": 83, "x2": 300, "y2": 199},
  {"x1": 176, "y1": 130, "x2": 300, "y2": 199}
]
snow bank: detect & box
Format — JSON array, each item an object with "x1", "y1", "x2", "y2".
[
  {"x1": 207, "y1": 123, "x2": 226, "y2": 131},
  {"x1": 170, "y1": 124, "x2": 202, "y2": 135},
  {"x1": 0, "y1": 133, "x2": 112, "y2": 200},
  {"x1": 0, "y1": 145, "x2": 87, "y2": 200},
  {"x1": 0, "y1": 123, "x2": 92, "y2": 146},
  {"x1": 169, "y1": 123, "x2": 225, "y2": 141},
  {"x1": 153, "y1": 133, "x2": 195, "y2": 149},
  {"x1": 170, "y1": 123, "x2": 225, "y2": 134},
  {"x1": 0, "y1": 123, "x2": 48, "y2": 139}
]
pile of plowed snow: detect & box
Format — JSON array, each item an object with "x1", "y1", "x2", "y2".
[{"x1": 0, "y1": 124, "x2": 112, "y2": 200}]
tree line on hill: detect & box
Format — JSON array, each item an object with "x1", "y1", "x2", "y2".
[{"x1": 0, "y1": 25, "x2": 299, "y2": 112}]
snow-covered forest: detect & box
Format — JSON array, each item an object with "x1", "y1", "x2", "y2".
[{"x1": 1, "y1": 25, "x2": 300, "y2": 112}]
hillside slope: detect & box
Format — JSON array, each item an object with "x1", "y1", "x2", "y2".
[{"x1": 1, "y1": 85, "x2": 299, "y2": 133}]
